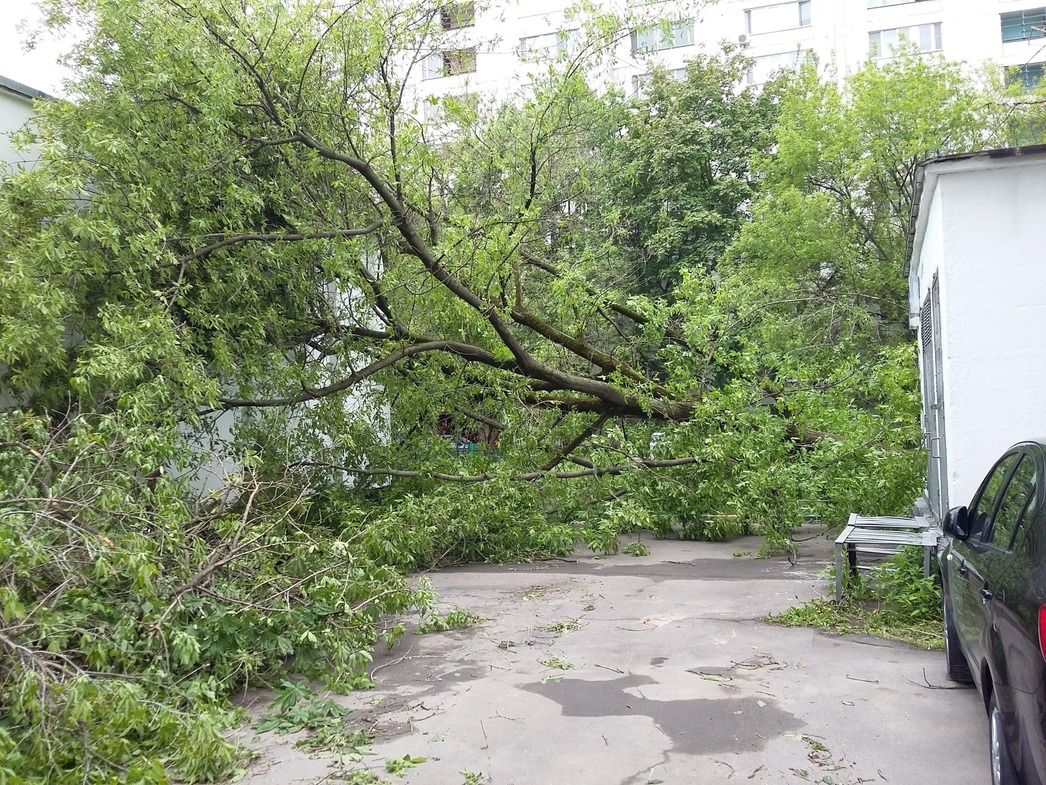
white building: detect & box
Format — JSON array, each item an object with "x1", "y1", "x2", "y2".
[
  {"x1": 0, "y1": 75, "x2": 49, "y2": 172},
  {"x1": 906, "y1": 145, "x2": 1046, "y2": 517},
  {"x1": 412, "y1": 0, "x2": 1046, "y2": 109}
]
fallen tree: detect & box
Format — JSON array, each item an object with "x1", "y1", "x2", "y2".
[{"x1": 4, "y1": 0, "x2": 1024, "y2": 780}]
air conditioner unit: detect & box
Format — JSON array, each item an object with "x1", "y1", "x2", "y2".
[{"x1": 738, "y1": 33, "x2": 750, "y2": 46}]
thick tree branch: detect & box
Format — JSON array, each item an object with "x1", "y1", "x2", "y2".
[
  {"x1": 524, "y1": 394, "x2": 695, "y2": 420},
  {"x1": 219, "y1": 339, "x2": 516, "y2": 407},
  {"x1": 294, "y1": 130, "x2": 541, "y2": 364},
  {"x1": 297, "y1": 456, "x2": 704, "y2": 484},
  {"x1": 541, "y1": 413, "x2": 610, "y2": 472},
  {"x1": 450, "y1": 405, "x2": 505, "y2": 432},
  {"x1": 175, "y1": 220, "x2": 382, "y2": 265},
  {"x1": 523, "y1": 254, "x2": 690, "y2": 347},
  {"x1": 291, "y1": 129, "x2": 684, "y2": 417},
  {"x1": 509, "y1": 304, "x2": 661, "y2": 391}
]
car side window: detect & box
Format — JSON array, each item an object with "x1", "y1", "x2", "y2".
[
  {"x1": 968, "y1": 453, "x2": 1021, "y2": 541},
  {"x1": 985, "y1": 455, "x2": 1039, "y2": 549}
]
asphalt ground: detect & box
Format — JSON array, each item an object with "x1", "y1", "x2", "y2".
[{"x1": 238, "y1": 528, "x2": 990, "y2": 785}]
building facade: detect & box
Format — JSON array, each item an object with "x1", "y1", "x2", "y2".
[{"x1": 412, "y1": 0, "x2": 1046, "y2": 110}]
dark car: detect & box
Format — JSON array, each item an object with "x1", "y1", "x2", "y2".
[{"x1": 940, "y1": 440, "x2": 1046, "y2": 785}]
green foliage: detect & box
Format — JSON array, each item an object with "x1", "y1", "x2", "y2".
[
  {"x1": 875, "y1": 546, "x2": 942, "y2": 627},
  {"x1": 415, "y1": 607, "x2": 486, "y2": 634},
  {"x1": 540, "y1": 657, "x2": 573, "y2": 670},
  {"x1": 256, "y1": 681, "x2": 349, "y2": 734},
  {"x1": 770, "y1": 547, "x2": 942, "y2": 649},
  {"x1": 353, "y1": 478, "x2": 581, "y2": 569},
  {"x1": 256, "y1": 682, "x2": 376, "y2": 761},
  {"x1": 0, "y1": 415, "x2": 430, "y2": 783},
  {"x1": 385, "y1": 754, "x2": 426, "y2": 776},
  {"x1": 623, "y1": 540, "x2": 651, "y2": 556},
  {"x1": 1, "y1": 676, "x2": 242, "y2": 784},
  {"x1": 601, "y1": 50, "x2": 785, "y2": 292},
  {"x1": 728, "y1": 55, "x2": 988, "y2": 357}
]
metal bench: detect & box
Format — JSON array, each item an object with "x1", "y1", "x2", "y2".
[{"x1": 834, "y1": 513, "x2": 939, "y2": 601}]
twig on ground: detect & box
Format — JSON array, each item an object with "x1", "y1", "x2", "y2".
[
  {"x1": 903, "y1": 668, "x2": 965, "y2": 690},
  {"x1": 845, "y1": 674, "x2": 879, "y2": 684}
]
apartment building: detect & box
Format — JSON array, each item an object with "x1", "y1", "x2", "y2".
[{"x1": 411, "y1": 0, "x2": 1046, "y2": 111}]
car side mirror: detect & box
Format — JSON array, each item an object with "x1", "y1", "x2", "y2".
[{"x1": 944, "y1": 506, "x2": 971, "y2": 540}]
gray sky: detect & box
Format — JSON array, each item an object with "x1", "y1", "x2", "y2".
[{"x1": 0, "y1": 0, "x2": 77, "y2": 95}]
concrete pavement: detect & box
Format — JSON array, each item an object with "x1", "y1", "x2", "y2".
[{"x1": 239, "y1": 529, "x2": 990, "y2": 785}]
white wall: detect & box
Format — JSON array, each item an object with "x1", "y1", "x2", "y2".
[
  {"x1": 911, "y1": 153, "x2": 1046, "y2": 510},
  {"x1": 0, "y1": 89, "x2": 40, "y2": 173}
]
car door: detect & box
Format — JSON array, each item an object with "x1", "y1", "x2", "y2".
[
  {"x1": 981, "y1": 449, "x2": 1040, "y2": 675},
  {"x1": 983, "y1": 448, "x2": 1045, "y2": 783},
  {"x1": 951, "y1": 450, "x2": 1021, "y2": 675}
]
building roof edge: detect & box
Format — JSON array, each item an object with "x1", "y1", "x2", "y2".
[
  {"x1": 903, "y1": 145, "x2": 1046, "y2": 277},
  {"x1": 0, "y1": 74, "x2": 54, "y2": 102}
]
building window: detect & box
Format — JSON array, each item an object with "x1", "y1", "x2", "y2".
[
  {"x1": 744, "y1": 1, "x2": 811, "y2": 36},
  {"x1": 869, "y1": 22, "x2": 942, "y2": 58},
  {"x1": 631, "y1": 67, "x2": 687, "y2": 98},
  {"x1": 422, "y1": 53, "x2": 443, "y2": 79},
  {"x1": 519, "y1": 29, "x2": 581, "y2": 60},
  {"x1": 441, "y1": 2, "x2": 475, "y2": 31},
  {"x1": 1007, "y1": 62, "x2": 1046, "y2": 90},
  {"x1": 422, "y1": 47, "x2": 477, "y2": 79},
  {"x1": 445, "y1": 48, "x2": 477, "y2": 75},
  {"x1": 747, "y1": 49, "x2": 809, "y2": 84},
  {"x1": 1001, "y1": 8, "x2": 1046, "y2": 42},
  {"x1": 630, "y1": 20, "x2": 694, "y2": 53},
  {"x1": 422, "y1": 98, "x2": 442, "y2": 123}
]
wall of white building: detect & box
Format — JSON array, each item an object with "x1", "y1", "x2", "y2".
[
  {"x1": 0, "y1": 79, "x2": 45, "y2": 173},
  {"x1": 909, "y1": 151, "x2": 1046, "y2": 511}
]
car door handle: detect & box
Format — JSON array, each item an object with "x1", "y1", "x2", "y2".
[
  {"x1": 981, "y1": 587, "x2": 993, "y2": 602},
  {"x1": 958, "y1": 563, "x2": 968, "y2": 577}
]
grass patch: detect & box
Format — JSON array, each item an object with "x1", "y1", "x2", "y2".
[
  {"x1": 769, "y1": 596, "x2": 943, "y2": 650},
  {"x1": 768, "y1": 547, "x2": 943, "y2": 650}
]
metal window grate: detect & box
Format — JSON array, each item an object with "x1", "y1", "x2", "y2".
[{"x1": 920, "y1": 297, "x2": 932, "y2": 348}]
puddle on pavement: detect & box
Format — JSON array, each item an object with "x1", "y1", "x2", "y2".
[{"x1": 522, "y1": 673, "x2": 802, "y2": 755}]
